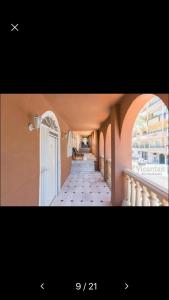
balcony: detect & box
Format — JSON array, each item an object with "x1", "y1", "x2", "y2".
[
  {"x1": 132, "y1": 145, "x2": 168, "y2": 154},
  {"x1": 123, "y1": 169, "x2": 169, "y2": 206},
  {"x1": 133, "y1": 130, "x2": 169, "y2": 140},
  {"x1": 133, "y1": 145, "x2": 163, "y2": 148}
]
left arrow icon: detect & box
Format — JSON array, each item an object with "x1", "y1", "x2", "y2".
[{"x1": 40, "y1": 283, "x2": 45, "y2": 290}]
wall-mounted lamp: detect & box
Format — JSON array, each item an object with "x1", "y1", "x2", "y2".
[
  {"x1": 61, "y1": 131, "x2": 69, "y2": 139},
  {"x1": 28, "y1": 115, "x2": 42, "y2": 131}
]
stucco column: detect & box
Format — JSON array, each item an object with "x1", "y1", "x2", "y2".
[
  {"x1": 111, "y1": 105, "x2": 124, "y2": 206},
  {"x1": 94, "y1": 130, "x2": 99, "y2": 170}
]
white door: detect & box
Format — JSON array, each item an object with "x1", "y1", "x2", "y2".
[
  {"x1": 40, "y1": 125, "x2": 58, "y2": 206},
  {"x1": 48, "y1": 132, "x2": 57, "y2": 204}
]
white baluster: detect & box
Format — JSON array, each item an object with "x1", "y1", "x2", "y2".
[
  {"x1": 141, "y1": 186, "x2": 150, "y2": 206},
  {"x1": 131, "y1": 178, "x2": 136, "y2": 206},
  {"x1": 123, "y1": 175, "x2": 131, "y2": 206},
  {"x1": 149, "y1": 191, "x2": 160, "y2": 206},
  {"x1": 135, "y1": 181, "x2": 143, "y2": 206},
  {"x1": 124, "y1": 170, "x2": 168, "y2": 207},
  {"x1": 127, "y1": 176, "x2": 132, "y2": 206},
  {"x1": 160, "y1": 199, "x2": 169, "y2": 206}
]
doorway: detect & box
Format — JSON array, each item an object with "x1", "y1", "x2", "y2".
[{"x1": 39, "y1": 111, "x2": 61, "y2": 206}]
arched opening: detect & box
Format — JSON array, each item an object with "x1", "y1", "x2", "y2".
[
  {"x1": 131, "y1": 96, "x2": 168, "y2": 189},
  {"x1": 80, "y1": 136, "x2": 91, "y2": 153},
  {"x1": 116, "y1": 94, "x2": 169, "y2": 205},
  {"x1": 99, "y1": 132, "x2": 104, "y2": 176},
  {"x1": 39, "y1": 111, "x2": 61, "y2": 206},
  {"x1": 105, "y1": 124, "x2": 111, "y2": 189}
]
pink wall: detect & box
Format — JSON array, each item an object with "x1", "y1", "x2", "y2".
[
  {"x1": 1, "y1": 94, "x2": 72, "y2": 206},
  {"x1": 91, "y1": 130, "x2": 99, "y2": 157}
]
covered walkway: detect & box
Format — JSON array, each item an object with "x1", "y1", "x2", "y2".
[
  {"x1": 51, "y1": 154, "x2": 111, "y2": 206},
  {"x1": 1, "y1": 93, "x2": 168, "y2": 206}
]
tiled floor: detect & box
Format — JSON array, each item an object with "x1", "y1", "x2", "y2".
[{"x1": 51, "y1": 153, "x2": 112, "y2": 206}]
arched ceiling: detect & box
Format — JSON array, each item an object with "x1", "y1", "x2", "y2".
[{"x1": 45, "y1": 94, "x2": 124, "y2": 130}]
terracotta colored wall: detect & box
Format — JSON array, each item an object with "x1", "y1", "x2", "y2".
[
  {"x1": 91, "y1": 130, "x2": 99, "y2": 157},
  {"x1": 88, "y1": 135, "x2": 92, "y2": 149},
  {"x1": 0, "y1": 94, "x2": 71, "y2": 206},
  {"x1": 119, "y1": 94, "x2": 169, "y2": 135},
  {"x1": 99, "y1": 117, "x2": 111, "y2": 178}
]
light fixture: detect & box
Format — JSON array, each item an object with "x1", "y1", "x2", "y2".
[
  {"x1": 61, "y1": 130, "x2": 69, "y2": 139},
  {"x1": 28, "y1": 115, "x2": 42, "y2": 131}
]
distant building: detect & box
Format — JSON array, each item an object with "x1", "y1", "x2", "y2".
[{"x1": 132, "y1": 97, "x2": 169, "y2": 164}]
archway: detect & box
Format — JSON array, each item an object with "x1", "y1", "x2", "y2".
[
  {"x1": 131, "y1": 97, "x2": 168, "y2": 187},
  {"x1": 105, "y1": 124, "x2": 111, "y2": 188},
  {"x1": 39, "y1": 111, "x2": 61, "y2": 206},
  {"x1": 113, "y1": 94, "x2": 168, "y2": 205},
  {"x1": 120, "y1": 95, "x2": 168, "y2": 167},
  {"x1": 99, "y1": 132, "x2": 104, "y2": 176}
]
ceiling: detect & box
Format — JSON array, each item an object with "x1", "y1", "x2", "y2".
[{"x1": 45, "y1": 94, "x2": 124, "y2": 130}]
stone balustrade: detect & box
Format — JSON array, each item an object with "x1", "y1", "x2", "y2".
[{"x1": 123, "y1": 169, "x2": 169, "y2": 206}]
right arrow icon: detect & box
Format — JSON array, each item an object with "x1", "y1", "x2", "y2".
[{"x1": 124, "y1": 282, "x2": 129, "y2": 290}]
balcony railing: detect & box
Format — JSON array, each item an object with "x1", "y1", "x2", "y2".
[
  {"x1": 133, "y1": 130, "x2": 169, "y2": 138},
  {"x1": 132, "y1": 145, "x2": 166, "y2": 149},
  {"x1": 123, "y1": 169, "x2": 169, "y2": 206}
]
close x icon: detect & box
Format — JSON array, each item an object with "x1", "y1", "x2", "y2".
[{"x1": 10, "y1": 24, "x2": 19, "y2": 31}]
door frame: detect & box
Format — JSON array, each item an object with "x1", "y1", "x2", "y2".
[{"x1": 39, "y1": 111, "x2": 61, "y2": 206}]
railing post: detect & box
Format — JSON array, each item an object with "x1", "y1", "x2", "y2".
[
  {"x1": 126, "y1": 175, "x2": 131, "y2": 205},
  {"x1": 149, "y1": 191, "x2": 160, "y2": 206},
  {"x1": 135, "y1": 181, "x2": 143, "y2": 206},
  {"x1": 141, "y1": 186, "x2": 150, "y2": 206},
  {"x1": 160, "y1": 199, "x2": 169, "y2": 206},
  {"x1": 123, "y1": 169, "x2": 168, "y2": 207},
  {"x1": 131, "y1": 178, "x2": 136, "y2": 206}
]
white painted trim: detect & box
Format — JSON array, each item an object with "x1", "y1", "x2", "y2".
[
  {"x1": 41, "y1": 110, "x2": 61, "y2": 135},
  {"x1": 39, "y1": 111, "x2": 61, "y2": 206}
]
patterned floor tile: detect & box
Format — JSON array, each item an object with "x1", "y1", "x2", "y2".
[{"x1": 51, "y1": 154, "x2": 112, "y2": 206}]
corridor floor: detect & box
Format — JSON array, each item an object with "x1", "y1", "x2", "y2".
[{"x1": 51, "y1": 153, "x2": 112, "y2": 206}]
